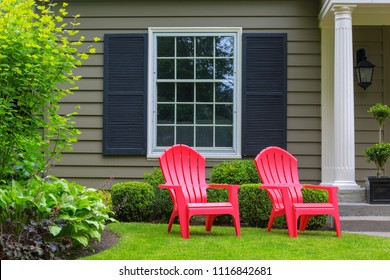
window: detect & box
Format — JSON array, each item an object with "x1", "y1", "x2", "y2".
[
  {"x1": 103, "y1": 32, "x2": 287, "y2": 157},
  {"x1": 148, "y1": 28, "x2": 242, "y2": 158}
]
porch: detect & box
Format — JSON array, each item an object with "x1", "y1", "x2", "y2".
[{"x1": 319, "y1": 1, "x2": 390, "y2": 203}]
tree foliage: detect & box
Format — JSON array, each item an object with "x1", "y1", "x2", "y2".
[{"x1": 0, "y1": 0, "x2": 98, "y2": 182}]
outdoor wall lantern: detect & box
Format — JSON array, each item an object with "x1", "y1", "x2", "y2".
[{"x1": 355, "y1": 48, "x2": 375, "y2": 90}]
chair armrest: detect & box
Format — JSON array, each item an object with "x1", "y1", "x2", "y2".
[
  {"x1": 208, "y1": 184, "x2": 240, "y2": 205},
  {"x1": 158, "y1": 184, "x2": 187, "y2": 206},
  {"x1": 258, "y1": 184, "x2": 289, "y2": 190},
  {"x1": 158, "y1": 183, "x2": 182, "y2": 190},
  {"x1": 302, "y1": 185, "x2": 338, "y2": 191},
  {"x1": 208, "y1": 184, "x2": 240, "y2": 189},
  {"x1": 301, "y1": 185, "x2": 339, "y2": 205},
  {"x1": 259, "y1": 185, "x2": 294, "y2": 209}
]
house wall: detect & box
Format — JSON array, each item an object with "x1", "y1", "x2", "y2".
[{"x1": 52, "y1": 0, "x2": 322, "y2": 188}]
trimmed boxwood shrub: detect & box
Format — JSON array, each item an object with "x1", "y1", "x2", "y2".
[
  {"x1": 210, "y1": 160, "x2": 261, "y2": 185},
  {"x1": 239, "y1": 184, "x2": 271, "y2": 227},
  {"x1": 206, "y1": 184, "x2": 267, "y2": 227},
  {"x1": 206, "y1": 187, "x2": 231, "y2": 225},
  {"x1": 144, "y1": 167, "x2": 172, "y2": 222},
  {"x1": 301, "y1": 187, "x2": 328, "y2": 228},
  {"x1": 111, "y1": 182, "x2": 155, "y2": 222}
]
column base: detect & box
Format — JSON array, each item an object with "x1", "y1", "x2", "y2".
[{"x1": 333, "y1": 181, "x2": 360, "y2": 190}]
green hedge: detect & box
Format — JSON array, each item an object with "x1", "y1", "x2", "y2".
[
  {"x1": 144, "y1": 167, "x2": 172, "y2": 222},
  {"x1": 111, "y1": 182, "x2": 155, "y2": 222},
  {"x1": 239, "y1": 184, "x2": 272, "y2": 227},
  {"x1": 210, "y1": 160, "x2": 260, "y2": 184}
]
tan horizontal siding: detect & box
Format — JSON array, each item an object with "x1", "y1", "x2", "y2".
[
  {"x1": 77, "y1": 129, "x2": 102, "y2": 141},
  {"x1": 74, "y1": 79, "x2": 103, "y2": 91},
  {"x1": 288, "y1": 131, "x2": 321, "y2": 143},
  {"x1": 355, "y1": 92, "x2": 383, "y2": 105},
  {"x1": 75, "y1": 17, "x2": 318, "y2": 30},
  {"x1": 66, "y1": 1, "x2": 318, "y2": 18},
  {"x1": 288, "y1": 42, "x2": 320, "y2": 54},
  {"x1": 288, "y1": 143, "x2": 321, "y2": 155},
  {"x1": 288, "y1": 118, "x2": 321, "y2": 130},
  {"x1": 77, "y1": 28, "x2": 321, "y2": 42},
  {"x1": 73, "y1": 66, "x2": 103, "y2": 78},
  {"x1": 287, "y1": 92, "x2": 321, "y2": 105},
  {"x1": 356, "y1": 118, "x2": 381, "y2": 131},
  {"x1": 73, "y1": 116, "x2": 102, "y2": 129},
  {"x1": 64, "y1": 141, "x2": 101, "y2": 153},
  {"x1": 53, "y1": 0, "x2": 322, "y2": 187},
  {"x1": 295, "y1": 155, "x2": 321, "y2": 167},
  {"x1": 356, "y1": 131, "x2": 381, "y2": 143},
  {"x1": 58, "y1": 154, "x2": 157, "y2": 167},
  {"x1": 62, "y1": 91, "x2": 103, "y2": 103},
  {"x1": 288, "y1": 105, "x2": 321, "y2": 117},
  {"x1": 288, "y1": 67, "x2": 321, "y2": 79},
  {"x1": 297, "y1": 169, "x2": 321, "y2": 183},
  {"x1": 59, "y1": 103, "x2": 102, "y2": 116},
  {"x1": 51, "y1": 166, "x2": 151, "y2": 179},
  {"x1": 288, "y1": 54, "x2": 321, "y2": 66},
  {"x1": 288, "y1": 80, "x2": 321, "y2": 92}
]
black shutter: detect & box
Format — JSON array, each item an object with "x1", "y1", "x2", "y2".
[
  {"x1": 242, "y1": 33, "x2": 287, "y2": 156},
  {"x1": 103, "y1": 34, "x2": 147, "y2": 155}
]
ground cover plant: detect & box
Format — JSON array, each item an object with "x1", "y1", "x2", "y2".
[{"x1": 0, "y1": 176, "x2": 114, "y2": 259}]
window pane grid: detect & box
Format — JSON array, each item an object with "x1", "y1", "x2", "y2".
[{"x1": 156, "y1": 34, "x2": 235, "y2": 149}]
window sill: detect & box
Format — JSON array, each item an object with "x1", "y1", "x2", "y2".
[{"x1": 147, "y1": 149, "x2": 242, "y2": 160}]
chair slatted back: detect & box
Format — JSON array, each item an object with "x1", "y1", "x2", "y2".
[
  {"x1": 255, "y1": 146, "x2": 303, "y2": 205},
  {"x1": 159, "y1": 144, "x2": 208, "y2": 203}
]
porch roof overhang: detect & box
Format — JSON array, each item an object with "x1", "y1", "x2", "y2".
[{"x1": 319, "y1": 0, "x2": 390, "y2": 26}]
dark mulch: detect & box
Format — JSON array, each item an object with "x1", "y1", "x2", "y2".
[{"x1": 66, "y1": 229, "x2": 120, "y2": 259}]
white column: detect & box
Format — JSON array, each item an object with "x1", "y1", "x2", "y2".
[
  {"x1": 332, "y1": 5, "x2": 359, "y2": 189},
  {"x1": 321, "y1": 23, "x2": 335, "y2": 186}
]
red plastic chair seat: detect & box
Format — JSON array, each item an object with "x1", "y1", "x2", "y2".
[
  {"x1": 187, "y1": 202, "x2": 233, "y2": 208},
  {"x1": 293, "y1": 203, "x2": 334, "y2": 209}
]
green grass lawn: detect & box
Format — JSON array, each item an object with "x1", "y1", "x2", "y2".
[{"x1": 81, "y1": 222, "x2": 390, "y2": 260}]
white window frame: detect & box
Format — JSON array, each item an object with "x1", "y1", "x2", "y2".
[{"x1": 147, "y1": 27, "x2": 242, "y2": 159}]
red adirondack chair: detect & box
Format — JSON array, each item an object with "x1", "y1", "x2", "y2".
[
  {"x1": 158, "y1": 144, "x2": 241, "y2": 239},
  {"x1": 254, "y1": 146, "x2": 341, "y2": 238}
]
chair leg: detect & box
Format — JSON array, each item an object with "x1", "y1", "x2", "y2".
[
  {"x1": 286, "y1": 212, "x2": 298, "y2": 238},
  {"x1": 333, "y1": 215, "x2": 342, "y2": 237},
  {"x1": 178, "y1": 208, "x2": 190, "y2": 239},
  {"x1": 167, "y1": 210, "x2": 177, "y2": 233},
  {"x1": 267, "y1": 218, "x2": 274, "y2": 232},
  {"x1": 205, "y1": 215, "x2": 217, "y2": 232},
  {"x1": 267, "y1": 210, "x2": 277, "y2": 232},
  {"x1": 299, "y1": 215, "x2": 311, "y2": 232},
  {"x1": 233, "y1": 214, "x2": 241, "y2": 237}
]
